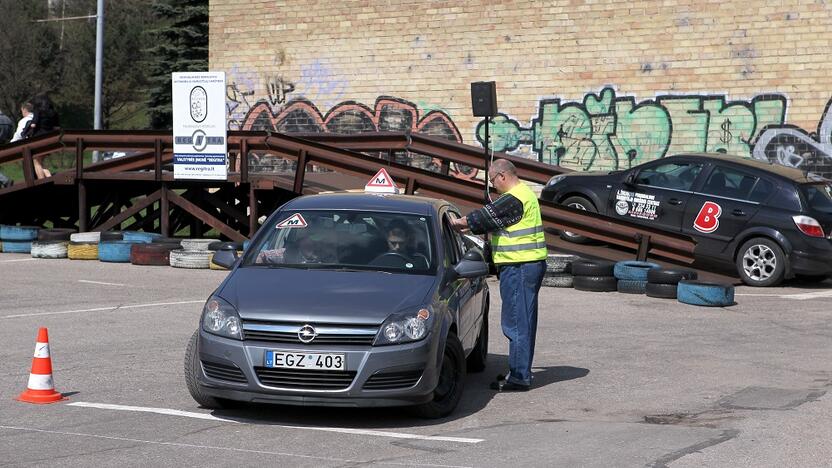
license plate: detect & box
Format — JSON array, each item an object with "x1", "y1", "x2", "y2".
[{"x1": 265, "y1": 351, "x2": 346, "y2": 370}]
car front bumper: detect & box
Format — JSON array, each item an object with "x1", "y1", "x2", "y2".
[{"x1": 195, "y1": 330, "x2": 440, "y2": 408}]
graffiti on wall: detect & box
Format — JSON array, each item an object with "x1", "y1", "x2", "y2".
[
  {"x1": 476, "y1": 87, "x2": 788, "y2": 172},
  {"x1": 752, "y1": 100, "x2": 832, "y2": 178},
  {"x1": 236, "y1": 95, "x2": 475, "y2": 179}
]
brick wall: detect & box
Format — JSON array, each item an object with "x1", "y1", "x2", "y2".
[{"x1": 210, "y1": 0, "x2": 832, "y2": 177}]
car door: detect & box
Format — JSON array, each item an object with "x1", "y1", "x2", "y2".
[
  {"x1": 683, "y1": 164, "x2": 770, "y2": 256},
  {"x1": 442, "y1": 211, "x2": 478, "y2": 353},
  {"x1": 608, "y1": 159, "x2": 706, "y2": 233}
]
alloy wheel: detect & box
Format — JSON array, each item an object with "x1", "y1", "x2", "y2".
[{"x1": 742, "y1": 244, "x2": 777, "y2": 282}]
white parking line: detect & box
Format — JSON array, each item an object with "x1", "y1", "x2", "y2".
[
  {"x1": 68, "y1": 401, "x2": 484, "y2": 444},
  {"x1": 78, "y1": 280, "x2": 127, "y2": 287},
  {"x1": 735, "y1": 290, "x2": 832, "y2": 300},
  {"x1": 0, "y1": 425, "x2": 472, "y2": 467},
  {"x1": 0, "y1": 257, "x2": 37, "y2": 263},
  {"x1": 1, "y1": 300, "x2": 205, "y2": 319}
]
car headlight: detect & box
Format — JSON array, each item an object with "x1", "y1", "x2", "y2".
[
  {"x1": 201, "y1": 296, "x2": 243, "y2": 340},
  {"x1": 374, "y1": 308, "x2": 432, "y2": 346},
  {"x1": 545, "y1": 175, "x2": 566, "y2": 187}
]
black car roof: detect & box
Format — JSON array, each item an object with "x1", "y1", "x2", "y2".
[
  {"x1": 668, "y1": 153, "x2": 815, "y2": 183},
  {"x1": 281, "y1": 192, "x2": 445, "y2": 215}
]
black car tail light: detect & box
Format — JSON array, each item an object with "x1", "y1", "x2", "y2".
[{"x1": 792, "y1": 215, "x2": 825, "y2": 238}]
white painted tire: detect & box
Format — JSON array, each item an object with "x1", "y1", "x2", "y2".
[
  {"x1": 546, "y1": 254, "x2": 579, "y2": 274},
  {"x1": 31, "y1": 241, "x2": 68, "y2": 259},
  {"x1": 70, "y1": 232, "x2": 101, "y2": 243},
  {"x1": 542, "y1": 273, "x2": 573, "y2": 288},
  {"x1": 180, "y1": 238, "x2": 216, "y2": 251},
  {"x1": 169, "y1": 249, "x2": 212, "y2": 269}
]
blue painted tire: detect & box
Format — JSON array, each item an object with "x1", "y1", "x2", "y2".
[
  {"x1": 617, "y1": 279, "x2": 648, "y2": 294},
  {"x1": 677, "y1": 280, "x2": 735, "y2": 307},
  {"x1": 614, "y1": 261, "x2": 661, "y2": 281},
  {"x1": 3, "y1": 240, "x2": 32, "y2": 253},
  {"x1": 0, "y1": 225, "x2": 39, "y2": 241},
  {"x1": 98, "y1": 240, "x2": 134, "y2": 263},
  {"x1": 122, "y1": 231, "x2": 161, "y2": 243}
]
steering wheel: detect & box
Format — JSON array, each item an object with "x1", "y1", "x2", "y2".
[{"x1": 370, "y1": 252, "x2": 411, "y2": 267}]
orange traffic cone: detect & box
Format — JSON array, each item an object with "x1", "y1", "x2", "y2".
[{"x1": 17, "y1": 327, "x2": 65, "y2": 404}]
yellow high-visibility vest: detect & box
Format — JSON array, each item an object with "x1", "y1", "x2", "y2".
[{"x1": 491, "y1": 182, "x2": 548, "y2": 264}]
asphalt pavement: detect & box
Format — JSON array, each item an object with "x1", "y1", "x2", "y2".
[{"x1": 0, "y1": 252, "x2": 830, "y2": 467}]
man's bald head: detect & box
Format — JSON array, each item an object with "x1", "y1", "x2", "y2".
[
  {"x1": 491, "y1": 159, "x2": 516, "y2": 175},
  {"x1": 488, "y1": 159, "x2": 520, "y2": 193}
]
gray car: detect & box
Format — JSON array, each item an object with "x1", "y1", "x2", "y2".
[{"x1": 186, "y1": 192, "x2": 491, "y2": 418}]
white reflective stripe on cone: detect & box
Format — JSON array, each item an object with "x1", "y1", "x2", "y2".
[
  {"x1": 33, "y1": 342, "x2": 50, "y2": 358},
  {"x1": 27, "y1": 373, "x2": 54, "y2": 390}
]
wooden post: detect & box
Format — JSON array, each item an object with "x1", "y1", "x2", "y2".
[
  {"x1": 636, "y1": 233, "x2": 651, "y2": 261},
  {"x1": 293, "y1": 149, "x2": 308, "y2": 194},
  {"x1": 240, "y1": 138, "x2": 249, "y2": 184},
  {"x1": 248, "y1": 185, "x2": 257, "y2": 236},
  {"x1": 154, "y1": 138, "x2": 162, "y2": 181},
  {"x1": 160, "y1": 183, "x2": 169, "y2": 236},
  {"x1": 75, "y1": 139, "x2": 85, "y2": 179},
  {"x1": 22, "y1": 147, "x2": 35, "y2": 187},
  {"x1": 78, "y1": 181, "x2": 88, "y2": 232}
]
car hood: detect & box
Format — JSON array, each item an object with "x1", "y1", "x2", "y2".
[{"x1": 219, "y1": 267, "x2": 436, "y2": 324}]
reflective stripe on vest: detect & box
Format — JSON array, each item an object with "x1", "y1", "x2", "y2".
[{"x1": 491, "y1": 183, "x2": 548, "y2": 264}]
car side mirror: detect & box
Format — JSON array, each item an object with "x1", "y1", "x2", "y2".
[
  {"x1": 453, "y1": 248, "x2": 489, "y2": 279},
  {"x1": 212, "y1": 248, "x2": 239, "y2": 269},
  {"x1": 624, "y1": 171, "x2": 637, "y2": 186}
]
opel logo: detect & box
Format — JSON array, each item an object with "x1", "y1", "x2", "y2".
[{"x1": 298, "y1": 324, "x2": 317, "y2": 343}]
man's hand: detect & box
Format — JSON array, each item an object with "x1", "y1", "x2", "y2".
[{"x1": 449, "y1": 217, "x2": 469, "y2": 232}]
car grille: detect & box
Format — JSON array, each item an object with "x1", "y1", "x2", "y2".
[
  {"x1": 363, "y1": 369, "x2": 424, "y2": 390},
  {"x1": 254, "y1": 367, "x2": 356, "y2": 390},
  {"x1": 242, "y1": 320, "x2": 377, "y2": 346},
  {"x1": 201, "y1": 360, "x2": 248, "y2": 384}
]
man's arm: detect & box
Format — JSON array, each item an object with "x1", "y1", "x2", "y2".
[{"x1": 451, "y1": 193, "x2": 523, "y2": 235}]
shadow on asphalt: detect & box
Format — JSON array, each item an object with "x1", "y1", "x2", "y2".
[{"x1": 208, "y1": 355, "x2": 589, "y2": 429}]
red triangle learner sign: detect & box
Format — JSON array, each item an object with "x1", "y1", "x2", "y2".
[
  {"x1": 276, "y1": 213, "x2": 308, "y2": 229},
  {"x1": 365, "y1": 168, "x2": 399, "y2": 193}
]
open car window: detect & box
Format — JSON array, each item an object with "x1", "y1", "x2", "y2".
[{"x1": 243, "y1": 210, "x2": 435, "y2": 274}]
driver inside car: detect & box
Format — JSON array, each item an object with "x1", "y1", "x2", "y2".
[{"x1": 372, "y1": 220, "x2": 429, "y2": 269}]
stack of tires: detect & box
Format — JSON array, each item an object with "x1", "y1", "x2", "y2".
[
  {"x1": 645, "y1": 268, "x2": 698, "y2": 299},
  {"x1": 31, "y1": 228, "x2": 75, "y2": 258},
  {"x1": 614, "y1": 261, "x2": 660, "y2": 294},
  {"x1": 0, "y1": 225, "x2": 39, "y2": 253},
  {"x1": 571, "y1": 259, "x2": 618, "y2": 292},
  {"x1": 170, "y1": 238, "x2": 214, "y2": 269},
  {"x1": 543, "y1": 254, "x2": 579, "y2": 288},
  {"x1": 131, "y1": 237, "x2": 182, "y2": 266},
  {"x1": 68, "y1": 232, "x2": 101, "y2": 260},
  {"x1": 207, "y1": 241, "x2": 244, "y2": 270}
]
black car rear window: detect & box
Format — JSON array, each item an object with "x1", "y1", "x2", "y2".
[{"x1": 801, "y1": 183, "x2": 832, "y2": 213}]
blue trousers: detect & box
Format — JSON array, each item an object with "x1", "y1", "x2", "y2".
[{"x1": 499, "y1": 260, "x2": 546, "y2": 386}]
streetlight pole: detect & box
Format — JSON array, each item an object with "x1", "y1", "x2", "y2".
[{"x1": 92, "y1": 0, "x2": 104, "y2": 162}]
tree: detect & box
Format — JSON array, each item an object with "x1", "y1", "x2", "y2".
[
  {"x1": 0, "y1": 2, "x2": 63, "y2": 122},
  {"x1": 145, "y1": 0, "x2": 208, "y2": 129}
]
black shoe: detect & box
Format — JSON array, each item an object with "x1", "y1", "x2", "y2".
[{"x1": 490, "y1": 380, "x2": 530, "y2": 392}]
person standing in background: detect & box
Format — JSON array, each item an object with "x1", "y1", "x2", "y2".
[
  {"x1": 22, "y1": 95, "x2": 60, "y2": 178},
  {"x1": 10, "y1": 102, "x2": 34, "y2": 143}
]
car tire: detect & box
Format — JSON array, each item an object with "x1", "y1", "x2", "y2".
[
  {"x1": 542, "y1": 273, "x2": 574, "y2": 288},
  {"x1": 414, "y1": 332, "x2": 465, "y2": 419},
  {"x1": 736, "y1": 237, "x2": 786, "y2": 287},
  {"x1": 613, "y1": 261, "x2": 660, "y2": 281},
  {"x1": 37, "y1": 228, "x2": 75, "y2": 241},
  {"x1": 573, "y1": 275, "x2": 617, "y2": 292},
  {"x1": 184, "y1": 330, "x2": 229, "y2": 409},
  {"x1": 466, "y1": 296, "x2": 488, "y2": 373},
  {"x1": 647, "y1": 268, "x2": 698, "y2": 285},
  {"x1": 677, "y1": 280, "x2": 735, "y2": 307},
  {"x1": 645, "y1": 282, "x2": 678, "y2": 299},
  {"x1": 99, "y1": 231, "x2": 124, "y2": 242},
  {"x1": 0, "y1": 225, "x2": 39, "y2": 241},
  {"x1": 617, "y1": 279, "x2": 648, "y2": 294},
  {"x1": 546, "y1": 254, "x2": 578, "y2": 274},
  {"x1": 559, "y1": 196, "x2": 596, "y2": 244},
  {"x1": 571, "y1": 259, "x2": 615, "y2": 277}
]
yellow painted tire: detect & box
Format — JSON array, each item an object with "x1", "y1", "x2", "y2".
[{"x1": 67, "y1": 242, "x2": 99, "y2": 260}]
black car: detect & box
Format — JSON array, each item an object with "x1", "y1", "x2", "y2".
[{"x1": 541, "y1": 153, "x2": 832, "y2": 287}]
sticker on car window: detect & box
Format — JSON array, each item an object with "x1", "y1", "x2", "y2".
[
  {"x1": 693, "y1": 201, "x2": 722, "y2": 233},
  {"x1": 615, "y1": 190, "x2": 660, "y2": 220},
  {"x1": 276, "y1": 213, "x2": 308, "y2": 229}
]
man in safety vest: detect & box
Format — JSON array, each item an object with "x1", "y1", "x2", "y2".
[{"x1": 450, "y1": 159, "x2": 547, "y2": 391}]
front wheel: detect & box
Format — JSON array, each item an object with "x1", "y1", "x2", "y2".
[
  {"x1": 184, "y1": 330, "x2": 231, "y2": 409},
  {"x1": 413, "y1": 333, "x2": 465, "y2": 419},
  {"x1": 736, "y1": 237, "x2": 786, "y2": 287},
  {"x1": 560, "y1": 196, "x2": 596, "y2": 244}
]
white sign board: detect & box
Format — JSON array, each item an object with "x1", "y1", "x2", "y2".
[{"x1": 172, "y1": 72, "x2": 227, "y2": 180}]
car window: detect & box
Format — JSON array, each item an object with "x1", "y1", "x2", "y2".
[
  {"x1": 441, "y1": 215, "x2": 460, "y2": 266},
  {"x1": 801, "y1": 183, "x2": 832, "y2": 213},
  {"x1": 446, "y1": 212, "x2": 468, "y2": 256},
  {"x1": 635, "y1": 162, "x2": 703, "y2": 191},
  {"x1": 702, "y1": 166, "x2": 760, "y2": 201},
  {"x1": 748, "y1": 178, "x2": 775, "y2": 203},
  {"x1": 243, "y1": 210, "x2": 435, "y2": 274}
]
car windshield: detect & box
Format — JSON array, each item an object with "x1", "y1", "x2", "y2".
[
  {"x1": 801, "y1": 183, "x2": 832, "y2": 213},
  {"x1": 242, "y1": 210, "x2": 435, "y2": 274}
]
